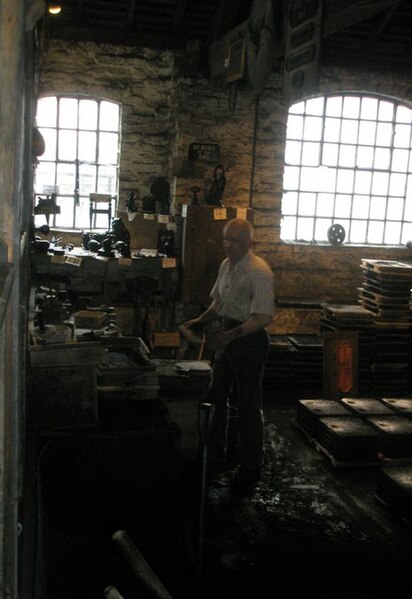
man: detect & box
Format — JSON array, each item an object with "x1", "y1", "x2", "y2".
[{"x1": 184, "y1": 218, "x2": 274, "y2": 489}]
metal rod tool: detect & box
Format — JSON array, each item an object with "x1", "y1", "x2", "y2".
[
  {"x1": 112, "y1": 530, "x2": 174, "y2": 599},
  {"x1": 197, "y1": 401, "x2": 215, "y2": 580}
]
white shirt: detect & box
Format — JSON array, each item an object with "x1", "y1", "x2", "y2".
[{"x1": 210, "y1": 250, "x2": 274, "y2": 322}]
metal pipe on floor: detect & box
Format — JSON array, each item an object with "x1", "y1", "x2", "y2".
[
  {"x1": 104, "y1": 585, "x2": 126, "y2": 599},
  {"x1": 112, "y1": 530, "x2": 173, "y2": 599},
  {"x1": 198, "y1": 402, "x2": 215, "y2": 580}
]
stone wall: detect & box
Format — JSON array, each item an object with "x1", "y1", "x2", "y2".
[{"x1": 38, "y1": 40, "x2": 412, "y2": 327}]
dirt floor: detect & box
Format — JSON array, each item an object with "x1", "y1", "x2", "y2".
[{"x1": 41, "y1": 397, "x2": 412, "y2": 599}]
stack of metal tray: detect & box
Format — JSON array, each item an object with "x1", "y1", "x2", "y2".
[
  {"x1": 288, "y1": 335, "x2": 323, "y2": 398},
  {"x1": 340, "y1": 397, "x2": 395, "y2": 417},
  {"x1": 296, "y1": 399, "x2": 352, "y2": 438},
  {"x1": 264, "y1": 335, "x2": 296, "y2": 397},
  {"x1": 317, "y1": 416, "x2": 380, "y2": 463},
  {"x1": 375, "y1": 465, "x2": 412, "y2": 522},
  {"x1": 367, "y1": 415, "x2": 412, "y2": 458},
  {"x1": 380, "y1": 398, "x2": 412, "y2": 419}
]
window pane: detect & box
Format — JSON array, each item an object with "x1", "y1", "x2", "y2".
[
  {"x1": 97, "y1": 165, "x2": 117, "y2": 195},
  {"x1": 285, "y1": 141, "x2": 301, "y2": 165},
  {"x1": 386, "y1": 197, "x2": 404, "y2": 220},
  {"x1": 79, "y1": 164, "x2": 97, "y2": 195},
  {"x1": 35, "y1": 162, "x2": 56, "y2": 193},
  {"x1": 389, "y1": 173, "x2": 407, "y2": 196},
  {"x1": 396, "y1": 105, "x2": 412, "y2": 125},
  {"x1": 100, "y1": 101, "x2": 120, "y2": 131},
  {"x1": 350, "y1": 220, "x2": 367, "y2": 243},
  {"x1": 59, "y1": 98, "x2": 78, "y2": 128},
  {"x1": 315, "y1": 218, "x2": 332, "y2": 241},
  {"x1": 98, "y1": 132, "x2": 119, "y2": 164},
  {"x1": 358, "y1": 121, "x2": 376, "y2": 145},
  {"x1": 317, "y1": 193, "x2": 334, "y2": 217},
  {"x1": 305, "y1": 97, "x2": 324, "y2": 115},
  {"x1": 367, "y1": 221, "x2": 384, "y2": 243},
  {"x1": 322, "y1": 143, "x2": 338, "y2": 166},
  {"x1": 302, "y1": 142, "x2": 320, "y2": 166},
  {"x1": 370, "y1": 196, "x2": 386, "y2": 219},
  {"x1": 378, "y1": 100, "x2": 394, "y2": 122},
  {"x1": 324, "y1": 118, "x2": 340, "y2": 142},
  {"x1": 343, "y1": 96, "x2": 360, "y2": 119},
  {"x1": 374, "y1": 147, "x2": 391, "y2": 170},
  {"x1": 325, "y1": 96, "x2": 342, "y2": 117},
  {"x1": 371, "y1": 172, "x2": 389, "y2": 195},
  {"x1": 298, "y1": 192, "x2": 316, "y2": 215},
  {"x1": 376, "y1": 122, "x2": 393, "y2": 146},
  {"x1": 75, "y1": 199, "x2": 91, "y2": 229},
  {"x1": 401, "y1": 223, "x2": 412, "y2": 244},
  {"x1": 282, "y1": 191, "x2": 298, "y2": 214},
  {"x1": 56, "y1": 163, "x2": 76, "y2": 195},
  {"x1": 78, "y1": 131, "x2": 97, "y2": 162},
  {"x1": 352, "y1": 195, "x2": 370, "y2": 219},
  {"x1": 40, "y1": 129, "x2": 57, "y2": 160},
  {"x1": 340, "y1": 120, "x2": 358, "y2": 144},
  {"x1": 356, "y1": 146, "x2": 374, "y2": 169},
  {"x1": 54, "y1": 197, "x2": 74, "y2": 228},
  {"x1": 392, "y1": 149, "x2": 409, "y2": 173},
  {"x1": 303, "y1": 117, "x2": 322, "y2": 141},
  {"x1": 297, "y1": 217, "x2": 314, "y2": 240},
  {"x1": 287, "y1": 114, "x2": 304, "y2": 139},
  {"x1": 289, "y1": 101, "x2": 304, "y2": 114},
  {"x1": 335, "y1": 195, "x2": 351, "y2": 218},
  {"x1": 384, "y1": 221, "x2": 401, "y2": 244},
  {"x1": 79, "y1": 100, "x2": 98, "y2": 130},
  {"x1": 58, "y1": 130, "x2": 77, "y2": 161},
  {"x1": 281, "y1": 216, "x2": 297, "y2": 239},
  {"x1": 338, "y1": 144, "x2": 356, "y2": 167},
  {"x1": 354, "y1": 171, "x2": 372, "y2": 194},
  {"x1": 283, "y1": 166, "x2": 300, "y2": 189},
  {"x1": 361, "y1": 97, "x2": 378, "y2": 120},
  {"x1": 336, "y1": 169, "x2": 354, "y2": 193},
  {"x1": 300, "y1": 167, "x2": 323, "y2": 191},
  {"x1": 394, "y1": 124, "x2": 411, "y2": 148},
  {"x1": 37, "y1": 97, "x2": 57, "y2": 127}
]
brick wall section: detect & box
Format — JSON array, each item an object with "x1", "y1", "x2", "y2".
[{"x1": 39, "y1": 40, "x2": 412, "y2": 312}]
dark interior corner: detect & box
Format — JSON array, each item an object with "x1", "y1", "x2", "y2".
[{"x1": 2, "y1": 1, "x2": 412, "y2": 598}]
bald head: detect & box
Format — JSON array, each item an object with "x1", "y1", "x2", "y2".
[{"x1": 223, "y1": 219, "x2": 254, "y2": 264}]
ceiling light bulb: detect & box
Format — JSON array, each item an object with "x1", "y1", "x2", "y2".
[{"x1": 48, "y1": 5, "x2": 62, "y2": 15}]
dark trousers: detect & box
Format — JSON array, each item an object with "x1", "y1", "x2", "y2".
[{"x1": 206, "y1": 327, "x2": 270, "y2": 469}]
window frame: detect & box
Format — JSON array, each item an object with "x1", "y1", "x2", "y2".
[
  {"x1": 34, "y1": 94, "x2": 122, "y2": 231},
  {"x1": 281, "y1": 93, "x2": 412, "y2": 247}
]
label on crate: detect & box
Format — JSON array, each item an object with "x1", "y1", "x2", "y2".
[
  {"x1": 236, "y1": 207, "x2": 247, "y2": 220},
  {"x1": 152, "y1": 331, "x2": 180, "y2": 347},
  {"x1": 65, "y1": 255, "x2": 83, "y2": 267},
  {"x1": 213, "y1": 208, "x2": 227, "y2": 220},
  {"x1": 118, "y1": 257, "x2": 132, "y2": 266},
  {"x1": 158, "y1": 214, "x2": 169, "y2": 224},
  {"x1": 162, "y1": 257, "x2": 176, "y2": 269}
]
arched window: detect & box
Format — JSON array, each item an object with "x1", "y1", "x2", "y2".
[
  {"x1": 35, "y1": 95, "x2": 121, "y2": 230},
  {"x1": 281, "y1": 94, "x2": 412, "y2": 245}
]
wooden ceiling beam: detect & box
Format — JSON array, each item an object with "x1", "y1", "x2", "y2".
[
  {"x1": 368, "y1": 0, "x2": 402, "y2": 43},
  {"x1": 209, "y1": 0, "x2": 240, "y2": 42},
  {"x1": 76, "y1": 0, "x2": 84, "y2": 18},
  {"x1": 172, "y1": 0, "x2": 187, "y2": 33},
  {"x1": 126, "y1": 0, "x2": 137, "y2": 28}
]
